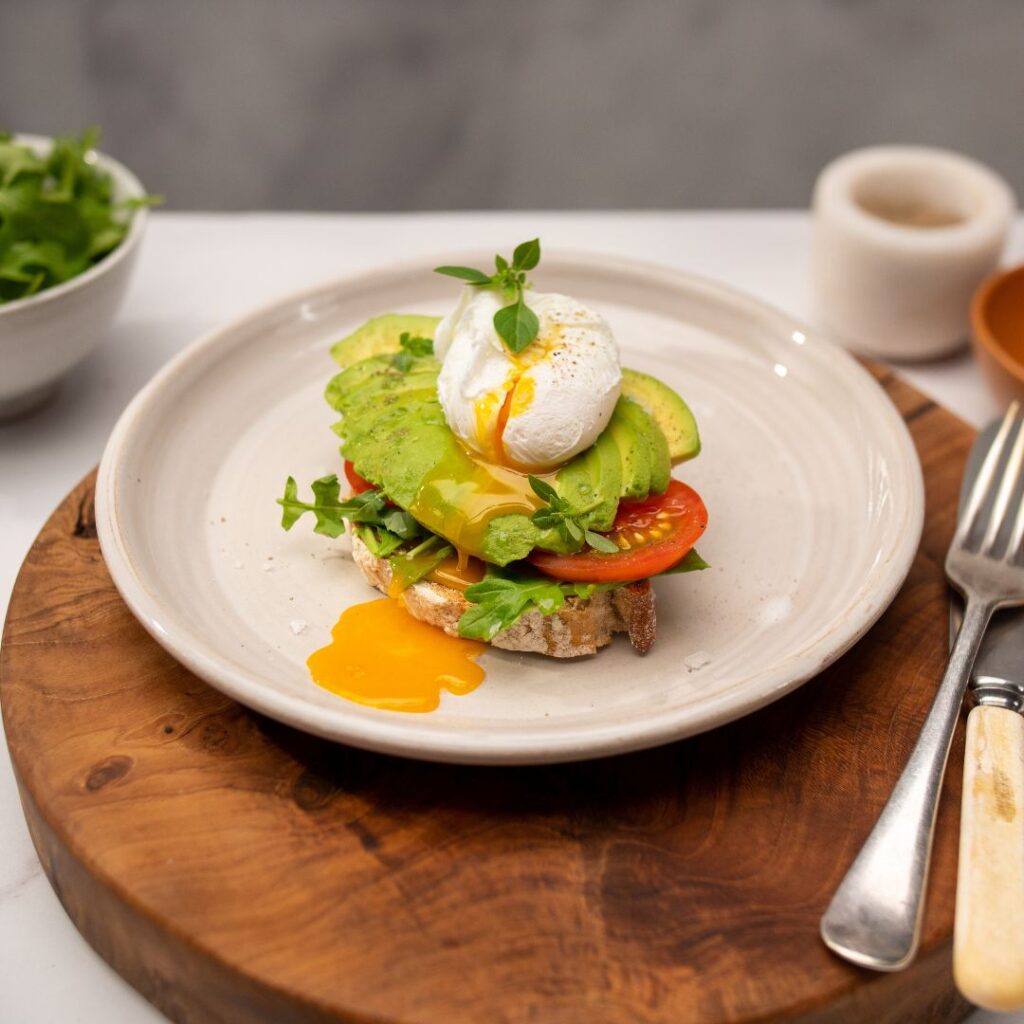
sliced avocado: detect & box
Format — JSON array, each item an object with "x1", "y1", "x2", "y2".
[
  {"x1": 338, "y1": 393, "x2": 441, "y2": 446},
  {"x1": 331, "y1": 370, "x2": 545, "y2": 563},
  {"x1": 478, "y1": 514, "x2": 540, "y2": 565},
  {"x1": 607, "y1": 398, "x2": 650, "y2": 499},
  {"x1": 621, "y1": 367, "x2": 700, "y2": 463},
  {"x1": 326, "y1": 355, "x2": 439, "y2": 410},
  {"x1": 329, "y1": 314, "x2": 442, "y2": 369},
  {"x1": 616, "y1": 398, "x2": 670, "y2": 495},
  {"x1": 348, "y1": 420, "x2": 456, "y2": 508},
  {"x1": 555, "y1": 429, "x2": 622, "y2": 532},
  {"x1": 334, "y1": 376, "x2": 439, "y2": 420}
]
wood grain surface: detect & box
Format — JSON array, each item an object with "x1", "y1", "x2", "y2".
[{"x1": 0, "y1": 366, "x2": 976, "y2": 1024}]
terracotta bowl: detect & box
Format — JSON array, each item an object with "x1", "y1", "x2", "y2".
[{"x1": 972, "y1": 264, "x2": 1024, "y2": 406}]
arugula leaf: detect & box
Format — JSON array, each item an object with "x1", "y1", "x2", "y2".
[
  {"x1": 389, "y1": 535, "x2": 454, "y2": 590},
  {"x1": 658, "y1": 549, "x2": 710, "y2": 574},
  {"x1": 0, "y1": 127, "x2": 162, "y2": 304},
  {"x1": 355, "y1": 524, "x2": 407, "y2": 559},
  {"x1": 277, "y1": 476, "x2": 414, "y2": 539},
  {"x1": 458, "y1": 546, "x2": 707, "y2": 642},
  {"x1": 459, "y1": 569, "x2": 600, "y2": 641},
  {"x1": 433, "y1": 240, "x2": 542, "y2": 352},
  {"x1": 379, "y1": 504, "x2": 422, "y2": 539},
  {"x1": 277, "y1": 475, "x2": 349, "y2": 538},
  {"x1": 391, "y1": 331, "x2": 434, "y2": 372}
]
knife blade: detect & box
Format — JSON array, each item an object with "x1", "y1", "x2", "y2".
[{"x1": 950, "y1": 421, "x2": 1024, "y2": 688}]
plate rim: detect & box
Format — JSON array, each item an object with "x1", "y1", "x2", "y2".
[{"x1": 96, "y1": 249, "x2": 925, "y2": 765}]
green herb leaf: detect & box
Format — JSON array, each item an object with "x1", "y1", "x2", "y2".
[
  {"x1": 338, "y1": 490, "x2": 389, "y2": 523},
  {"x1": 493, "y1": 296, "x2": 539, "y2": 353},
  {"x1": 512, "y1": 238, "x2": 541, "y2": 270},
  {"x1": 434, "y1": 241, "x2": 544, "y2": 354},
  {"x1": 399, "y1": 332, "x2": 434, "y2": 356},
  {"x1": 355, "y1": 524, "x2": 407, "y2": 558},
  {"x1": 658, "y1": 548, "x2": 710, "y2": 574},
  {"x1": 391, "y1": 351, "x2": 415, "y2": 373},
  {"x1": 389, "y1": 535, "x2": 454, "y2": 590},
  {"x1": 527, "y1": 475, "x2": 559, "y2": 504},
  {"x1": 276, "y1": 476, "x2": 412, "y2": 539},
  {"x1": 391, "y1": 333, "x2": 434, "y2": 372},
  {"x1": 584, "y1": 529, "x2": 620, "y2": 554},
  {"x1": 459, "y1": 567, "x2": 606, "y2": 641},
  {"x1": 380, "y1": 505, "x2": 422, "y2": 539},
  {"x1": 528, "y1": 475, "x2": 604, "y2": 552},
  {"x1": 433, "y1": 265, "x2": 493, "y2": 285},
  {"x1": 276, "y1": 475, "x2": 348, "y2": 538}
]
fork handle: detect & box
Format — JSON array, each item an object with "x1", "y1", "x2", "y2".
[
  {"x1": 954, "y1": 704, "x2": 1024, "y2": 1010},
  {"x1": 820, "y1": 595, "x2": 994, "y2": 970}
]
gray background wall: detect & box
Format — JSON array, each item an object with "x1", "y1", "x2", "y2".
[{"x1": 2, "y1": 0, "x2": 1022, "y2": 211}]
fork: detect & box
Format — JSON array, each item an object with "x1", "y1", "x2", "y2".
[{"x1": 821, "y1": 402, "x2": 1024, "y2": 971}]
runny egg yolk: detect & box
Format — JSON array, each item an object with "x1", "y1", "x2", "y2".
[
  {"x1": 427, "y1": 553, "x2": 485, "y2": 590},
  {"x1": 471, "y1": 346, "x2": 545, "y2": 468},
  {"x1": 307, "y1": 598, "x2": 485, "y2": 713}
]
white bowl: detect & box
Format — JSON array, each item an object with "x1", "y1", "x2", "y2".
[
  {"x1": 812, "y1": 145, "x2": 1015, "y2": 361},
  {"x1": 0, "y1": 133, "x2": 148, "y2": 418}
]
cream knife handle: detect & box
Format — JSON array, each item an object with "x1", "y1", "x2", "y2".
[{"x1": 955, "y1": 703, "x2": 1024, "y2": 1011}]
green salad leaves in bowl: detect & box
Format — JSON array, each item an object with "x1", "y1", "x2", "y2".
[{"x1": 0, "y1": 129, "x2": 159, "y2": 417}]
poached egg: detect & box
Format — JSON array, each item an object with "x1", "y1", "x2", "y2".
[{"x1": 434, "y1": 288, "x2": 621, "y2": 470}]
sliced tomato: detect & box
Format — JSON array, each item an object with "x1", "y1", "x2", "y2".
[
  {"x1": 528, "y1": 480, "x2": 707, "y2": 583},
  {"x1": 344, "y1": 460, "x2": 375, "y2": 495}
]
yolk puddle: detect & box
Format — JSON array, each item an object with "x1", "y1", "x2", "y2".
[{"x1": 307, "y1": 598, "x2": 486, "y2": 713}]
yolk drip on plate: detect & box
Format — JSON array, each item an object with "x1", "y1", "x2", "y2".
[{"x1": 307, "y1": 597, "x2": 486, "y2": 713}]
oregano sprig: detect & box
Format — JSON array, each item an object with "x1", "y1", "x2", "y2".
[
  {"x1": 391, "y1": 331, "x2": 433, "y2": 371},
  {"x1": 527, "y1": 475, "x2": 620, "y2": 553},
  {"x1": 434, "y1": 239, "x2": 541, "y2": 354}
]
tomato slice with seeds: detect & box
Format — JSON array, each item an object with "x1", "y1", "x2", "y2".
[
  {"x1": 344, "y1": 460, "x2": 375, "y2": 495},
  {"x1": 528, "y1": 480, "x2": 707, "y2": 583}
]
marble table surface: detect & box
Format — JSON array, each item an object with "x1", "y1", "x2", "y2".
[{"x1": 1, "y1": 211, "x2": 1020, "y2": 1023}]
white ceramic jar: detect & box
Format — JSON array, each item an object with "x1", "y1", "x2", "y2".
[
  {"x1": 812, "y1": 146, "x2": 1015, "y2": 361},
  {"x1": 0, "y1": 135, "x2": 148, "y2": 418}
]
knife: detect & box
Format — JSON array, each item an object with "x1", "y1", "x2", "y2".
[{"x1": 950, "y1": 420, "x2": 1024, "y2": 1011}]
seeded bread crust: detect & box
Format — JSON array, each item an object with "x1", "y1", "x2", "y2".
[{"x1": 350, "y1": 535, "x2": 656, "y2": 658}]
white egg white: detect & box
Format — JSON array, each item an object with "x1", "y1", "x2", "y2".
[{"x1": 435, "y1": 287, "x2": 622, "y2": 469}]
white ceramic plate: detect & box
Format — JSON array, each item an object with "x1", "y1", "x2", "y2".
[{"x1": 96, "y1": 252, "x2": 923, "y2": 765}]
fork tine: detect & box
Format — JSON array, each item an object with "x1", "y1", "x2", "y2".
[
  {"x1": 1007, "y1": 491, "x2": 1024, "y2": 561},
  {"x1": 981, "y1": 408, "x2": 1024, "y2": 555},
  {"x1": 956, "y1": 401, "x2": 1021, "y2": 547}
]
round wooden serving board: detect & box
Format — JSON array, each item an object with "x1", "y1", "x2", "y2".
[{"x1": 1, "y1": 367, "x2": 975, "y2": 1024}]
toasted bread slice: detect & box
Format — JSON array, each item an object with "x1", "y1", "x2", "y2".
[{"x1": 351, "y1": 535, "x2": 656, "y2": 658}]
